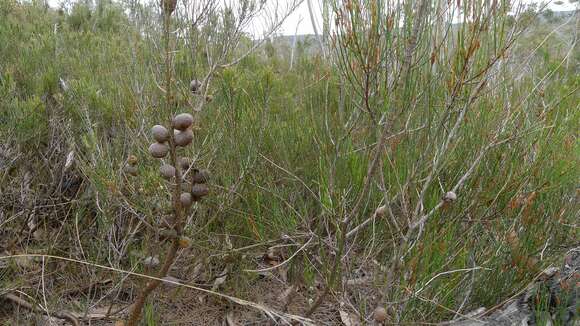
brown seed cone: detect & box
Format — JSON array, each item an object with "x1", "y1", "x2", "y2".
[
  {"x1": 373, "y1": 307, "x2": 388, "y2": 322},
  {"x1": 159, "y1": 164, "x2": 176, "y2": 179},
  {"x1": 192, "y1": 169, "x2": 210, "y2": 184},
  {"x1": 127, "y1": 155, "x2": 138, "y2": 166},
  {"x1": 190, "y1": 79, "x2": 202, "y2": 94},
  {"x1": 174, "y1": 129, "x2": 193, "y2": 147},
  {"x1": 123, "y1": 165, "x2": 138, "y2": 176},
  {"x1": 178, "y1": 157, "x2": 192, "y2": 171},
  {"x1": 172, "y1": 113, "x2": 194, "y2": 131},
  {"x1": 180, "y1": 192, "x2": 193, "y2": 208},
  {"x1": 149, "y1": 142, "x2": 169, "y2": 158},
  {"x1": 191, "y1": 183, "x2": 209, "y2": 201},
  {"x1": 151, "y1": 124, "x2": 170, "y2": 143}
]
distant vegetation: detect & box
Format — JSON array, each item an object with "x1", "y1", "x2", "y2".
[{"x1": 0, "y1": 0, "x2": 578, "y2": 325}]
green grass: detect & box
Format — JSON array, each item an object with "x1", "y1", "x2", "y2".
[{"x1": 0, "y1": 0, "x2": 578, "y2": 324}]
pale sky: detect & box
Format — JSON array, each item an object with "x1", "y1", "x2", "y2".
[
  {"x1": 45, "y1": 0, "x2": 579, "y2": 36},
  {"x1": 277, "y1": 0, "x2": 578, "y2": 36}
]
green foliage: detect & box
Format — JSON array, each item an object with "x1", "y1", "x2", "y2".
[{"x1": 0, "y1": 1, "x2": 577, "y2": 324}]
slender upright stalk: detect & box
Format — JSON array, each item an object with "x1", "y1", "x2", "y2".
[
  {"x1": 307, "y1": 0, "x2": 325, "y2": 55},
  {"x1": 289, "y1": 18, "x2": 301, "y2": 70},
  {"x1": 126, "y1": 6, "x2": 184, "y2": 326}
]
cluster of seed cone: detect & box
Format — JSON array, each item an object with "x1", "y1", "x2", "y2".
[
  {"x1": 149, "y1": 113, "x2": 194, "y2": 158},
  {"x1": 148, "y1": 112, "x2": 210, "y2": 210}
]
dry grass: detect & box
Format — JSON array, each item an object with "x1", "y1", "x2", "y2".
[{"x1": 0, "y1": 0, "x2": 578, "y2": 325}]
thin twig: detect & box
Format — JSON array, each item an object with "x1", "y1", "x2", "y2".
[
  {"x1": 243, "y1": 235, "x2": 313, "y2": 273},
  {"x1": 2, "y1": 292, "x2": 80, "y2": 326},
  {"x1": 0, "y1": 254, "x2": 314, "y2": 325}
]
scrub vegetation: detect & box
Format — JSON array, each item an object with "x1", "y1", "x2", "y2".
[{"x1": 0, "y1": 0, "x2": 578, "y2": 325}]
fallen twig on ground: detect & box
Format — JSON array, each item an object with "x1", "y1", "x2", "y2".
[{"x1": 1, "y1": 292, "x2": 80, "y2": 326}]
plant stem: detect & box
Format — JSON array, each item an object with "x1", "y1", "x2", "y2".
[{"x1": 126, "y1": 8, "x2": 184, "y2": 326}]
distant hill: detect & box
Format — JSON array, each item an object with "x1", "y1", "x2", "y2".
[
  {"x1": 263, "y1": 34, "x2": 323, "y2": 57},
  {"x1": 259, "y1": 10, "x2": 578, "y2": 57}
]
